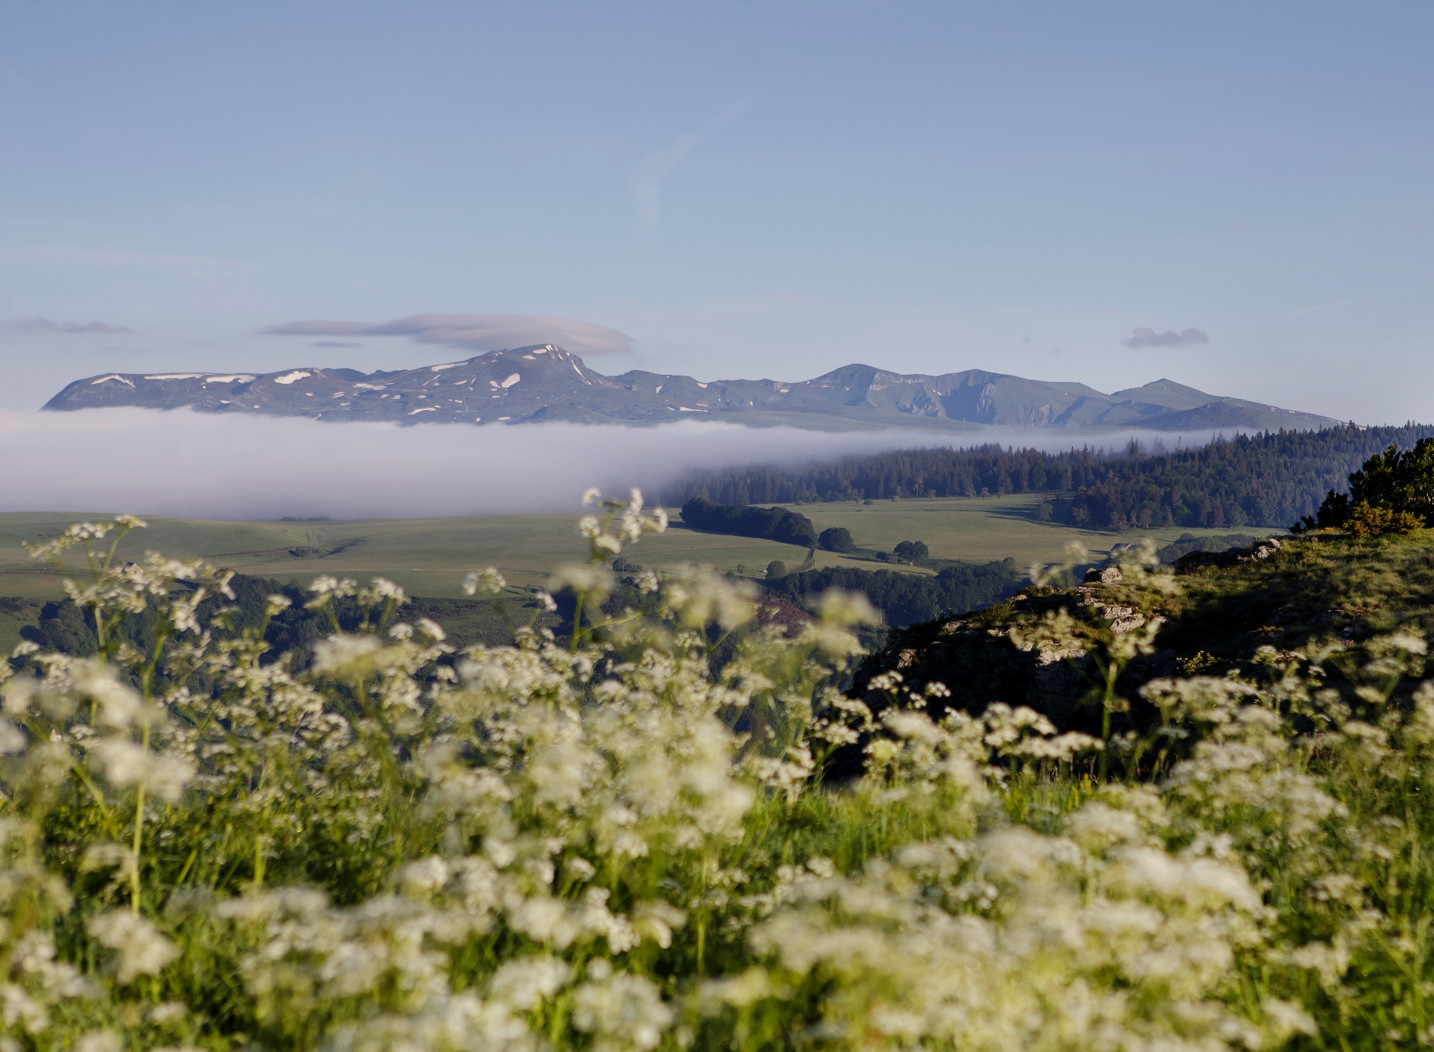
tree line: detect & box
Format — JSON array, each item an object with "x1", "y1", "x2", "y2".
[
  {"x1": 663, "y1": 424, "x2": 1434, "y2": 531},
  {"x1": 680, "y1": 497, "x2": 819, "y2": 547},
  {"x1": 1304, "y1": 438, "x2": 1434, "y2": 536}
]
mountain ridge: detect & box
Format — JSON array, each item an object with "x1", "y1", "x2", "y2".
[{"x1": 42, "y1": 345, "x2": 1341, "y2": 433}]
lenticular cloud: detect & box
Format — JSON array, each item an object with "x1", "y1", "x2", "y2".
[{"x1": 259, "y1": 314, "x2": 635, "y2": 356}]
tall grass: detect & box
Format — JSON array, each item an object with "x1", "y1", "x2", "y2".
[{"x1": 0, "y1": 495, "x2": 1430, "y2": 1049}]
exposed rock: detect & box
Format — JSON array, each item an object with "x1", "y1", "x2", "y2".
[
  {"x1": 1174, "y1": 536, "x2": 1293, "y2": 575},
  {"x1": 1084, "y1": 566, "x2": 1125, "y2": 586},
  {"x1": 1070, "y1": 586, "x2": 1162, "y2": 633},
  {"x1": 852, "y1": 619, "x2": 1092, "y2": 736}
]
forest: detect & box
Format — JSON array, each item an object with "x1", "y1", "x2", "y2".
[{"x1": 665, "y1": 423, "x2": 1434, "y2": 530}]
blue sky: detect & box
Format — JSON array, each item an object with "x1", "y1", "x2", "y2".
[{"x1": 2, "y1": 1, "x2": 1431, "y2": 421}]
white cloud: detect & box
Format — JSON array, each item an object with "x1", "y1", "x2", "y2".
[
  {"x1": 9, "y1": 316, "x2": 134, "y2": 334},
  {"x1": 1123, "y1": 327, "x2": 1209, "y2": 349},
  {"x1": 259, "y1": 313, "x2": 633, "y2": 355}
]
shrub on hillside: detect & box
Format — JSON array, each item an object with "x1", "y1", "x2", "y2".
[{"x1": 1308, "y1": 438, "x2": 1434, "y2": 533}]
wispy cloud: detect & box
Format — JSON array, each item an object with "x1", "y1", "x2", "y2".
[
  {"x1": 0, "y1": 247, "x2": 248, "y2": 279},
  {"x1": 1123, "y1": 327, "x2": 1209, "y2": 349},
  {"x1": 1283, "y1": 296, "x2": 1372, "y2": 320},
  {"x1": 9, "y1": 316, "x2": 134, "y2": 334},
  {"x1": 260, "y1": 313, "x2": 634, "y2": 356},
  {"x1": 311, "y1": 340, "x2": 364, "y2": 349},
  {"x1": 260, "y1": 320, "x2": 369, "y2": 336},
  {"x1": 630, "y1": 94, "x2": 755, "y2": 237}
]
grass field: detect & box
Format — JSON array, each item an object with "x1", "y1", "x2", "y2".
[
  {"x1": 0, "y1": 495, "x2": 1266, "y2": 651},
  {"x1": 782, "y1": 494, "x2": 1257, "y2": 566}
]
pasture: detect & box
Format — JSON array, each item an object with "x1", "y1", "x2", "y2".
[{"x1": 0, "y1": 494, "x2": 1263, "y2": 651}]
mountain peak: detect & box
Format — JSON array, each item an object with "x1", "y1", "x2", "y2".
[{"x1": 41, "y1": 352, "x2": 1341, "y2": 433}]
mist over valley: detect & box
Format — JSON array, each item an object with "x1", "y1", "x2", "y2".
[{"x1": 0, "y1": 406, "x2": 1231, "y2": 520}]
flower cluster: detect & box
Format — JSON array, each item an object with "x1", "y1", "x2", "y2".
[{"x1": 0, "y1": 499, "x2": 1432, "y2": 1050}]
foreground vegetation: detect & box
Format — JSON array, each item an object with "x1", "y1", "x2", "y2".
[{"x1": 6, "y1": 490, "x2": 1434, "y2": 1050}]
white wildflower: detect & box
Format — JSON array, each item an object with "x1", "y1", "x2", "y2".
[
  {"x1": 90, "y1": 738, "x2": 195, "y2": 801},
  {"x1": 0, "y1": 718, "x2": 24, "y2": 755},
  {"x1": 571, "y1": 969, "x2": 673, "y2": 1050},
  {"x1": 88, "y1": 911, "x2": 179, "y2": 983},
  {"x1": 817, "y1": 589, "x2": 881, "y2": 627},
  {"x1": 312, "y1": 634, "x2": 383, "y2": 673},
  {"x1": 464, "y1": 567, "x2": 507, "y2": 596},
  {"x1": 487, "y1": 956, "x2": 570, "y2": 1011},
  {"x1": 399, "y1": 855, "x2": 451, "y2": 895},
  {"x1": 73, "y1": 663, "x2": 143, "y2": 729}
]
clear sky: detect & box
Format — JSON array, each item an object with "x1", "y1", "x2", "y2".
[{"x1": 2, "y1": 0, "x2": 1431, "y2": 422}]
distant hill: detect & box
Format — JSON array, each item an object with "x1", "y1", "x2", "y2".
[{"x1": 43, "y1": 344, "x2": 1340, "y2": 433}]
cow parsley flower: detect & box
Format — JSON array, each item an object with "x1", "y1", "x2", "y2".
[{"x1": 88, "y1": 912, "x2": 179, "y2": 984}]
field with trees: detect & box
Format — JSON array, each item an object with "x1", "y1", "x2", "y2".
[{"x1": 0, "y1": 497, "x2": 1251, "y2": 653}]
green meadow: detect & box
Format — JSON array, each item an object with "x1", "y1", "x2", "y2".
[
  {"x1": 0, "y1": 494, "x2": 1261, "y2": 599},
  {"x1": 0, "y1": 494, "x2": 1257, "y2": 654}
]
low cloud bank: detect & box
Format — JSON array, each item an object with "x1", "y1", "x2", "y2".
[{"x1": 0, "y1": 410, "x2": 1220, "y2": 521}]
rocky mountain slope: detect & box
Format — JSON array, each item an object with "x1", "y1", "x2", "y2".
[{"x1": 43, "y1": 344, "x2": 1339, "y2": 432}]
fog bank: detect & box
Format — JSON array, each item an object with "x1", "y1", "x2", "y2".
[{"x1": 0, "y1": 410, "x2": 1222, "y2": 520}]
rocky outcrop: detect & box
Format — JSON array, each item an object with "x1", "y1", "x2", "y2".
[
  {"x1": 1174, "y1": 536, "x2": 1284, "y2": 574},
  {"x1": 856, "y1": 615, "x2": 1093, "y2": 733}
]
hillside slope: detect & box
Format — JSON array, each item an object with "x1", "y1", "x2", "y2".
[{"x1": 849, "y1": 529, "x2": 1434, "y2": 745}]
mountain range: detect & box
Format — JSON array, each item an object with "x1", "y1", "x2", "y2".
[{"x1": 43, "y1": 345, "x2": 1340, "y2": 433}]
